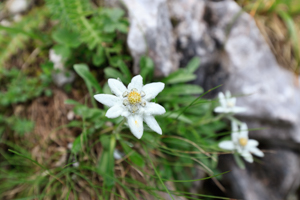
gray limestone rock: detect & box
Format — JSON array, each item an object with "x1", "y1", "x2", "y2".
[
  {"x1": 123, "y1": 0, "x2": 178, "y2": 77},
  {"x1": 123, "y1": 0, "x2": 300, "y2": 199},
  {"x1": 170, "y1": 0, "x2": 300, "y2": 199}
]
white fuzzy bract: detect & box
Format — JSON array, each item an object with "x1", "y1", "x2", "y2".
[
  {"x1": 49, "y1": 49, "x2": 75, "y2": 87},
  {"x1": 94, "y1": 75, "x2": 166, "y2": 139},
  {"x1": 7, "y1": 0, "x2": 28, "y2": 14},
  {"x1": 49, "y1": 49, "x2": 63, "y2": 69},
  {"x1": 0, "y1": 20, "x2": 11, "y2": 27},
  {"x1": 113, "y1": 149, "x2": 124, "y2": 160},
  {"x1": 214, "y1": 91, "x2": 247, "y2": 114},
  {"x1": 218, "y1": 121, "x2": 264, "y2": 163}
]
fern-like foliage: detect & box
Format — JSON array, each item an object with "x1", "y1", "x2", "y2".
[
  {"x1": 0, "y1": 8, "x2": 48, "y2": 69},
  {"x1": 46, "y1": 0, "x2": 127, "y2": 50}
]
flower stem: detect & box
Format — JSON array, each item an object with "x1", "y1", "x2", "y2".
[
  {"x1": 113, "y1": 118, "x2": 126, "y2": 139},
  {"x1": 227, "y1": 115, "x2": 243, "y2": 125},
  {"x1": 143, "y1": 145, "x2": 175, "y2": 200}
]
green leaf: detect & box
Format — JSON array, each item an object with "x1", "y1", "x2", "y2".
[
  {"x1": 101, "y1": 8, "x2": 128, "y2": 33},
  {"x1": 71, "y1": 135, "x2": 83, "y2": 154},
  {"x1": 0, "y1": 126, "x2": 5, "y2": 138},
  {"x1": 120, "y1": 141, "x2": 145, "y2": 167},
  {"x1": 92, "y1": 46, "x2": 106, "y2": 66},
  {"x1": 0, "y1": 24, "x2": 42, "y2": 40},
  {"x1": 73, "y1": 105, "x2": 103, "y2": 119},
  {"x1": 53, "y1": 44, "x2": 71, "y2": 60},
  {"x1": 186, "y1": 57, "x2": 200, "y2": 73},
  {"x1": 73, "y1": 64, "x2": 102, "y2": 93},
  {"x1": 41, "y1": 62, "x2": 54, "y2": 75},
  {"x1": 98, "y1": 135, "x2": 116, "y2": 187},
  {"x1": 104, "y1": 67, "x2": 125, "y2": 82},
  {"x1": 116, "y1": 21, "x2": 128, "y2": 33},
  {"x1": 104, "y1": 8, "x2": 124, "y2": 22},
  {"x1": 140, "y1": 56, "x2": 154, "y2": 82},
  {"x1": 52, "y1": 28, "x2": 81, "y2": 48},
  {"x1": 166, "y1": 112, "x2": 193, "y2": 124},
  {"x1": 64, "y1": 99, "x2": 81, "y2": 105},
  {"x1": 115, "y1": 60, "x2": 131, "y2": 84},
  {"x1": 103, "y1": 82, "x2": 112, "y2": 94},
  {"x1": 10, "y1": 118, "x2": 35, "y2": 135},
  {"x1": 162, "y1": 69, "x2": 197, "y2": 84},
  {"x1": 161, "y1": 84, "x2": 203, "y2": 96},
  {"x1": 66, "y1": 121, "x2": 82, "y2": 128}
]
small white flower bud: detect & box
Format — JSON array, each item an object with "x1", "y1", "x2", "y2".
[
  {"x1": 123, "y1": 99, "x2": 129, "y2": 106},
  {"x1": 141, "y1": 101, "x2": 146, "y2": 107},
  {"x1": 122, "y1": 91, "x2": 128, "y2": 97}
]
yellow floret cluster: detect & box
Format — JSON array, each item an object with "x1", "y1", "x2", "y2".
[
  {"x1": 239, "y1": 138, "x2": 248, "y2": 147},
  {"x1": 128, "y1": 91, "x2": 141, "y2": 104}
]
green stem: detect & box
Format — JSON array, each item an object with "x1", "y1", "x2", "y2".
[
  {"x1": 226, "y1": 115, "x2": 243, "y2": 125},
  {"x1": 174, "y1": 84, "x2": 223, "y2": 121},
  {"x1": 233, "y1": 152, "x2": 245, "y2": 169},
  {"x1": 114, "y1": 118, "x2": 126, "y2": 140},
  {"x1": 143, "y1": 145, "x2": 175, "y2": 200}
]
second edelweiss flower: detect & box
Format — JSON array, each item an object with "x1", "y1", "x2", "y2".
[
  {"x1": 94, "y1": 75, "x2": 165, "y2": 139},
  {"x1": 219, "y1": 121, "x2": 264, "y2": 163},
  {"x1": 214, "y1": 91, "x2": 247, "y2": 114}
]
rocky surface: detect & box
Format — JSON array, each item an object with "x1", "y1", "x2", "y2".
[
  {"x1": 124, "y1": 0, "x2": 300, "y2": 199},
  {"x1": 122, "y1": 0, "x2": 178, "y2": 77}
]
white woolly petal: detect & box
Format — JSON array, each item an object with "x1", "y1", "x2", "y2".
[
  {"x1": 144, "y1": 102, "x2": 166, "y2": 115},
  {"x1": 108, "y1": 78, "x2": 127, "y2": 97},
  {"x1": 225, "y1": 91, "x2": 231, "y2": 98},
  {"x1": 120, "y1": 110, "x2": 131, "y2": 118},
  {"x1": 249, "y1": 147, "x2": 264, "y2": 157},
  {"x1": 214, "y1": 107, "x2": 227, "y2": 113},
  {"x1": 236, "y1": 145, "x2": 243, "y2": 154},
  {"x1": 231, "y1": 107, "x2": 247, "y2": 113},
  {"x1": 231, "y1": 120, "x2": 238, "y2": 134},
  {"x1": 144, "y1": 115, "x2": 162, "y2": 135},
  {"x1": 106, "y1": 105, "x2": 125, "y2": 118},
  {"x1": 232, "y1": 133, "x2": 239, "y2": 144},
  {"x1": 218, "y1": 141, "x2": 235, "y2": 150},
  {"x1": 142, "y1": 82, "x2": 165, "y2": 101},
  {"x1": 127, "y1": 115, "x2": 144, "y2": 139},
  {"x1": 113, "y1": 149, "x2": 123, "y2": 160},
  {"x1": 128, "y1": 75, "x2": 143, "y2": 91},
  {"x1": 229, "y1": 97, "x2": 236, "y2": 106},
  {"x1": 241, "y1": 151, "x2": 253, "y2": 163},
  {"x1": 49, "y1": 49, "x2": 62, "y2": 64},
  {"x1": 0, "y1": 20, "x2": 11, "y2": 27},
  {"x1": 94, "y1": 94, "x2": 120, "y2": 107},
  {"x1": 218, "y1": 92, "x2": 226, "y2": 108},
  {"x1": 231, "y1": 121, "x2": 239, "y2": 143},
  {"x1": 247, "y1": 139, "x2": 259, "y2": 147},
  {"x1": 240, "y1": 123, "x2": 248, "y2": 138}
]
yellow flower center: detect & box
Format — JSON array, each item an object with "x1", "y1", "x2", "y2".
[
  {"x1": 239, "y1": 138, "x2": 248, "y2": 147},
  {"x1": 227, "y1": 102, "x2": 234, "y2": 108},
  {"x1": 128, "y1": 91, "x2": 141, "y2": 104}
]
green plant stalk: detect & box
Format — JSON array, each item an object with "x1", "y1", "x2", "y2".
[
  {"x1": 113, "y1": 118, "x2": 126, "y2": 138},
  {"x1": 174, "y1": 84, "x2": 223, "y2": 121},
  {"x1": 143, "y1": 145, "x2": 175, "y2": 200}
]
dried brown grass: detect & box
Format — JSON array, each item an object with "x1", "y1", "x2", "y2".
[
  {"x1": 254, "y1": 14, "x2": 300, "y2": 73},
  {"x1": 25, "y1": 89, "x2": 73, "y2": 165}
]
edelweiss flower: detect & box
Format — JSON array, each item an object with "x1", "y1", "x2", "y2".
[
  {"x1": 49, "y1": 49, "x2": 63, "y2": 69},
  {"x1": 94, "y1": 75, "x2": 165, "y2": 139},
  {"x1": 219, "y1": 121, "x2": 264, "y2": 163},
  {"x1": 214, "y1": 91, "x2": 247, "y2": 114},
  {"x1": 49, "y1": 49, "x2": 75, "y2": 87}
]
